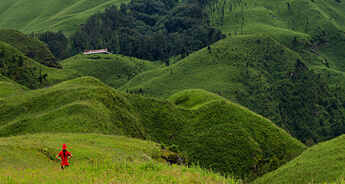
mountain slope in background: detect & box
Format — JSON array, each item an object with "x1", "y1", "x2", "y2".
[
  {"x1": 0, "y1": 76, "x2": 306, "y2": 179},
  {"x1": 0, "y1": 0, "x2": 129, "y2": 36},
  {"x1": 0, "y1": 74, "x2": 28, "y2": 98},
  {"x1": 120, "y1": 35, "x2": 343, "y2": 143},
  {"x1": 0, "y1": 39, "x2": 80, "y2": 89},
  {"x1": 208, "y1": 0, "x2": 345, "y2": 98},
  {"x1": 0, "y1": 29, "x2": 61, "y2": 68}
]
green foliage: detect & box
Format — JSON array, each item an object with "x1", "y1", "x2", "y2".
[
  {"x1": 0, "y1": 41, "x2": 80, "y2": 89},
  {"x1": 62, "y1": 54, "x2": 160, "y2": 89},
  {"x1": 0, "y1": 77, "x2": 305, "y2": 180},
  {"x1": 0, "y1": 133, "x2": 235, "y2": 183},
  {"x1": 0, "y1": 29, "x2": 61, "y2": 68},
  {"x1": 254, "y1": 134, "x2": 345, "y2": 184},
  {"x1": 69, "y1": 0, "x2": 225, "y2": 62},
  {"x1": 121, "y1": 35, "x2": 342, "y2": 143},
  {"x1": 31, "y1": 30, "x2": 69, "y2": 60},
  {"x1": 0, "y1": 74, "x2": 28, "y2": 98}
]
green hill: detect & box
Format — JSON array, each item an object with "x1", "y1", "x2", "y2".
[
  {"x1": 207, "y1": 0, "x2": 345, "y2": 98},
  {"x1": 120, "y1": 35, "x2": 342, "y2": 143},
  {"x1": 62, "y1": 54, "x2": 160, "y2": 88},
  {"x1": 0, "y1": 41, "x2": 80, "y2": 89},
  {"x1": 0, "y1": 133, "x2": 234, "y2": 183},
  {"x1": 0, "y1": 29, "x2": 61, "y2": 68},
  {"x1": 0, "y1": 74, "x2": 28, "y2": 98},
  {"x1": 254, "y1": 134, "x2": 345, "y2": 184},
  {"x1": 0, "y1": 76, "x2": 306, "y2": 179},
  {"x1": 0, "y1": 0, "x2": 129, "y2": 36}
]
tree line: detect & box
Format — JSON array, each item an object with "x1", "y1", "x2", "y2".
[{"x1": 33, "y1": 0, "x2": 225, "y2": 65}]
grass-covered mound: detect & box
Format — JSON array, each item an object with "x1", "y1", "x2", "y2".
[
  {"x1": 0, "y1": 133, "x2": 234, "y2": 183},
  {"x1": 254, "y1": 134, "x2": 345, "y2": 184},
  {"x1": 0, "y1": 41, "x2": 80, "y2": 89},
  {"x1": 0, "y1": 76, "x2": 306, "y2": 179},
  {"x1": 0, "y1": 29, "x2": 60, "y2": 68},
  {"x1": 0, "y1": 74, "x2": 28, "y2": 98},
  {"x1": 0, "y1": 0, "x2": 129, "y2": 36},
  {"x1": 62, "y1": 54, "x2": 160, "y2": 88},
  {"x1": 120, "y1": 35, "x2": 342, "y2": 143}
]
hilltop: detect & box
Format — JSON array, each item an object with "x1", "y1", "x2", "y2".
[
  {"x1": 0, "y1": 74, "x2": 28, "y2": 98},
  {"x1": 62, "y1": 54, "x2": 160, "y2": 88},
  {"x1": 254, "y1": 134, "x2": 345, "y2": 184},
  {"x1": 0, "y1": 76, "x2": 306, "y2": 179},
  {"x1": 0, "y1": 133, "x2": 235, "y2": 183},
  {"x1": 0, "y1": 29, "x2": 61, "y2": 68},
  {"x1": 0, "y1": 41, "x2": 80, "y2": 89},
  {"x1": 0, "y1": 0, "x2": 129, "y2": 36},
  {"x1": 120, "y1": 35, "x2": 342, "y2": 143}
]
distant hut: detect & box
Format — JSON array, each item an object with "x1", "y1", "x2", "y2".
[{"x1": 83, "y1": 49, "x2": 109, "y2": 55}]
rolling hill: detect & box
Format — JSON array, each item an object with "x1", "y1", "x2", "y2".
[
  {"x1": 0, "y1": 133, "x2": 235, "y2": 183},
  {"x1": 0, "y1": 74, "x2": 28, "y2": 98},
  {"x1": 0, "y1": 76, "x2": 306, "y2": 179},
  {"x1": 254, "y1": 134, "x2": 345, "y2": 184},
  {"x1": 0, "y1": 29, "x2": 61, "y2": 68},
  {"x1": 62, "y1": 54, "x2": 160, "y2": 88},
  {"x1": 208, "y1": 0, "x2": 345, "y2": 98},
  {"x1": 0, "y1": 40, "x2": 80, "y2": 89},
  {"x1": 0, "y1": 0, "x2": 129, "y2": 36},
  {"x1": 120, "y1": 35, "x2": 343, "y2": 143}
]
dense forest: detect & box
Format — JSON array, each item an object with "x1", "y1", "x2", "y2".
[{"x1": 33, "y1": 0, "x2": 225, "y2": 65}]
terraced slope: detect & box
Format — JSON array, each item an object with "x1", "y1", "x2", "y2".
[
  {"x1": 62, "y1": 54, "x2": 160, "y2": 88},
  {"x1": 0, "y1": 0, "x2": 129, "y2": 36},
  {"x1": 0, "y1": 133, "x2": 234, "y2": 183},
  {"x1": 0, "y1": 77, "x2": 306, "y2": 179},
  {"x1": 254, "y1": 134, "x2": 345, "y2": 184},
  {"x1": 0, "y1": 41, "x2": 80, "y2": 89},
  {"x1": 120, "y1": 35, "x2": 342, "y2": 143}
]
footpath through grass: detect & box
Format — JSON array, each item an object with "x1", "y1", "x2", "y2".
[{"x1": 0, "y1": 133, "x2": 235, "y2": 184}]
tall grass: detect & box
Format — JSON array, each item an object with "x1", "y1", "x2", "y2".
[{"x1": 0, "y1": 133, "x2": 236, "y2": 183}]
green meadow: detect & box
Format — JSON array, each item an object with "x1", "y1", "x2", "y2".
[
  {"x1": 0, "y1": 133, "x2": 236, "y2": 183},
  {"x1": 0, "y1": 0, "x2": 129, "y2": 36},
  {"x1": 62, "y1": 54, "x2": 161, "y2": 88}
]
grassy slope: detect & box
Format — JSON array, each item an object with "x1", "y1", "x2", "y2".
[
  {"x1": 210, "y1": 0, "x2": 345, "y2": 98},
  {"x1": 120, "y1": 35, "x2": 341, "y2": 143},
  {"x1": 0, "y1": 41, "x2": 80, "y2": 89},
  {"x1": 0, "y1": 76, "x2": 306, "y2": 179},
  {"x1": 254, "y1": 134, "x2": 345, "y2": 184},
  {"x1": 0, "y1": 133, "x2": 234, "y2": 183},
  {"x1": 62, "y1": 54, "x2": 160, "y2": 89},
  {"x1": 0, "y1": 29, "x2": 60, "y2": 68},
  {"x1": 0, "y1": 0, "x2": 129, "y2": 36},
  {"x1": 0, "y1": 74, "x2": 28, "y2": 98}
]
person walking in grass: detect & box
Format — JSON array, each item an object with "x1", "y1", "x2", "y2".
[{"x1": 56, "y1": 143, "x2": 73, "y2": 170}]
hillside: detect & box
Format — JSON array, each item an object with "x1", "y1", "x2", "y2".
[
  {"x1": 120, "y1": 35, "x2": 343, "y2": 143},
  {"x1": 254, "y1": 134, "x2": 345, "y2": 184},
  {"x1": 0, "y1": 74, "x2": 28, "y2": 98},
  {"x1": 0, "y1": 41, "x2": 80, "y2": 89},
  {"x1": 0, "y1": 133, "x2": 234, "y2": 183},
  {"x1": 0, "y1": 76, "x2": 306, "y2": 179},
  {"x1": 62, "y1": 54, "x2": 160, "y2": 88},
  {"x1": 0, "y1": 0, "x2": 129, "y2": 36},
  {"x1": 0, "y1": 29, "x2": 61, "y2": 68},
  {"x1": 207, "y1": 0, "x2": 345, "y2": 98}
]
